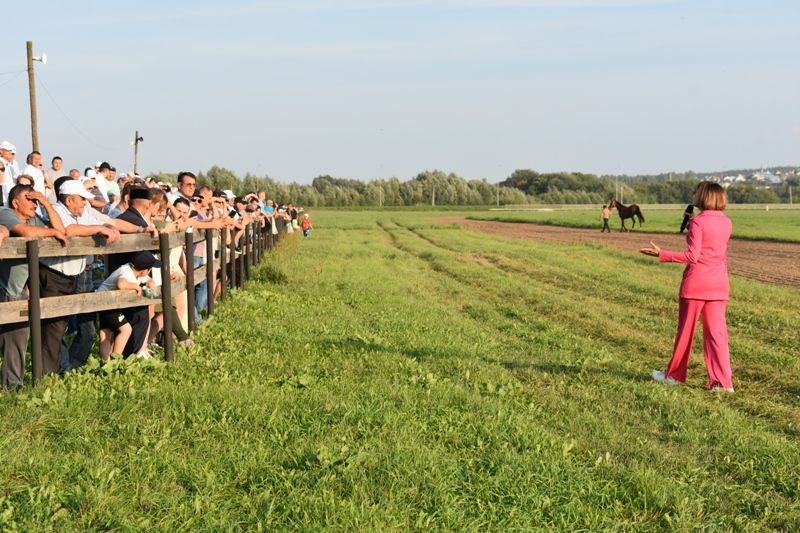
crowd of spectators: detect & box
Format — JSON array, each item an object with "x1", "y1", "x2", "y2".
[{"x1": 0, "y1": 141, "x2": 312, "y2": 389}]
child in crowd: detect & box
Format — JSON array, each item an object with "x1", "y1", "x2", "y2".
[
  {"x1": 96, "y1": 251, "x2": 160, "y2": 360},
  {"x1": 301, "y1": 212, "x2": 312, "y2": 237}
]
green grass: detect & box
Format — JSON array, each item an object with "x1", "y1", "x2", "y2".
[
  {"x1": 469, "y1": 205, "x2": 800, "y2": 242},
  {"x1": 1, "y1": 210, "x2": 799, "y2": 530}
]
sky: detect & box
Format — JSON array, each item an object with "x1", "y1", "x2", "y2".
[{"x1": 1, "y1": 0, "x2": 798, "y2": 184}]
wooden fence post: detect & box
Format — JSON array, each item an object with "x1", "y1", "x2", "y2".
[
  {"x1": 220, "y1": 229, "x2": 227, "y2": 301},
  {"x1": 246, "y1": 222, "x2": 253, "y2": 274},
  {"x1": 185, "y1": 229, "x2": 195, "y2": 333},
  {"x1": 159, "y1": 233, "x2": 174, "y2": 362},
  {"x1": 27, "y1": 240, "x2": 43, "y2": 384},
  {"x1": 254, "y1": 220, "x2": 260, "y2": 264},
  {"x1": 239, "y1": 225, "x2": 247, "y2": 283},
  {"x1": 229, "y1": 230, "x2": 237, "y2": 289},
  {"x1": 205, "y1": 229, "x2": 215, "y2": 316}
]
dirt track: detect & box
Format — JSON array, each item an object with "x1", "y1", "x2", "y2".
[{"x1": 443, "y1": 218, "x2": 800, "y2": 289}]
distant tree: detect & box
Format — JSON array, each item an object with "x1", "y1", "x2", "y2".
[
  {"x1": 727, "y1": 185, "x2": 780, "y2": 204},
  {"x1": 200, "y1": 166, "x2": 241, "y2": 193},
  {"x1": 144, "y1": 172, "x2": 178, "y2": 185},
  {"x1": 502, "y1": 169, "x2": 548, "y2": 195}
]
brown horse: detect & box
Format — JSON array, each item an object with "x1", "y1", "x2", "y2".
[{"x1": 608, "y1": 199, "x2": 644, "y2": 231}]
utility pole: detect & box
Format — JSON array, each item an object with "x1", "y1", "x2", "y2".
[
  {"x1": 133, "y1": 131, "x2": 144, "y2": 174},
  {"x1": 431, "y1": 183, "x2": 436, "y2": 207},
  {"x1": 496, "y1": 182, "x2": 500, "y2": 207},
  {"x1": 26, "y1": 41, "x2": 46, "y2": 153},
  {"x1": 379, "y1": 185, "x2": 383, "y2": 208}
]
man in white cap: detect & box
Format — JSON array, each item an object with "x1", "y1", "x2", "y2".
[
  {"x1": 39, "y1": 180, "x2": 122, "y2": 375},
  {"x1": 223, "y1": 189, "x2": 236, "y2": 208},
  {"x1": 50, "y1": 177, "x2": 149, "y2": 371},
  {"x1": 0, "y1": 141, "x2": 20, "y2": 205}
]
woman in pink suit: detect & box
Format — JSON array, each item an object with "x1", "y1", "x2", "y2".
[{"x1": 640, "y1": 182, "x2": 734, "y2": 392}]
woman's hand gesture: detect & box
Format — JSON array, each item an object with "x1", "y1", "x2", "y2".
[{"x1": 639, "y1": 241, "x2": 661, "y2": 257}]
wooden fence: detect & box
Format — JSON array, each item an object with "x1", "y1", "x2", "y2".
[{"x1": 0, "y1": 218, "x2": 286, "y2": 384}]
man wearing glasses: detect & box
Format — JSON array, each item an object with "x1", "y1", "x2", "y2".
[
  {"x1": 171, "y1": 171, "x2": 197, "y2": 203},
  {"x1": 171, "y1": 172, "x2": 227, "y2": 323}
]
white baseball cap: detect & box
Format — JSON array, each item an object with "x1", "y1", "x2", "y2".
[
  {"x1": 60, "y1": 179, "x2": 95, "y2": 200},
  {"x1": 223, "y1": 189, "x2": 235, "y2": 199},
  {"x1": 0, "y1": 141, "x2": 13, "y2": 151}
]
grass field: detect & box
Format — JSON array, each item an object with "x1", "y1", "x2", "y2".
[
  {"x1": 469, "y1": 205, "x2": 800, "y2": 242},
  {"x1": 1, "y1": 210, "x2": 799, "y2": 530}
]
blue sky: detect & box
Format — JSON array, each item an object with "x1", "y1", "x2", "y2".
[{"x1": 1, "y1": 0, "x2": 798, "y2": 183}]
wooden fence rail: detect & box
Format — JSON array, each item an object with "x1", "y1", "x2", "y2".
[{"x1": 0, "y1": 218, "x2": 286, "y2": 384}]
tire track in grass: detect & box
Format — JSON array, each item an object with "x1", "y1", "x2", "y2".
[
  {"x1": 393, "y1": 222, "x2": 673, "y2": 364},
  {"x1": 378, "y1": 221, "x2": 800, "y2": 519}
]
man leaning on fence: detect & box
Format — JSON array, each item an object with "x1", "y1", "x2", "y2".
[
  {"x1": 0, "y1": 185, "x2": 66, "y2": 388},
  {"x1": 38, "y1": 181, "x2": 122, "y2": 375},
  {"x1": 50, "y1": 177, "x2": 147, "y2": 372}
]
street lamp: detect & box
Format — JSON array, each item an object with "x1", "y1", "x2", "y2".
[
  {"x1": 133, "y1": 131, "x2": 144, "y2": 174},
  {"x1": 27, "y1": 41, "x2": 46, "y2": 152}
]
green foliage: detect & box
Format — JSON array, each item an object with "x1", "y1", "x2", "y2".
[
  {"x1": 167, "y1": 165, "x2": 799, "y2": 207},
  {"x1": 726, "y1": 185, "x2": 781, "y2": 204},
  {"x1": 195, "y1": 167, "x2": 531, "y2": 207},
  {"x1": 630, "y1": 179, "x2": 700, "y2": 204},
  {"x1": 502, "y1": 169, "x2": 612, "y2": 201},
  {"x1": 2, "y1": 210, "x2": 799, "y2": 529}
]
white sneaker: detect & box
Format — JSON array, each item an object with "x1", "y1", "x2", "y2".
[
  {"x1": 652, "y1": 370, "x2": 679, "y2": 385},
  {"x1": 710, "y1": 385, "x2": 734, "y2": 393}
]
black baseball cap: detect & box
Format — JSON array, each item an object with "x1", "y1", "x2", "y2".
[{"x1": 132, "y1": 252, "x2": 161, "y2": 270}]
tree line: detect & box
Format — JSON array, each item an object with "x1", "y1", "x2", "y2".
[{"x1": 146, "y1": 166, "x2": 798, "y2": 207}]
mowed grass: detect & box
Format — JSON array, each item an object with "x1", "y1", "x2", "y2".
[
  {"x1": 1, "y1": 210, "x2": 799, "y2": 530},
  {"x1": 470, "y1": 205, "x2": 800, "y2": 242}
]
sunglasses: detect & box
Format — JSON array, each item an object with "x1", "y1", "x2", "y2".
[{"x1": 0, "y1": 167, "x2": 5, "y2": 172}]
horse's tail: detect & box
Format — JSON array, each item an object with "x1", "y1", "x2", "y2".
[{"x1": 636, "y1": 207, "x2": 645, "y2": 225}]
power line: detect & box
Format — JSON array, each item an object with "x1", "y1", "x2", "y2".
[
  {"x1": 36, "y1": 73, "x2": 114, "y2": 151},
  {"x1": 0, "y1": 70, "x2": 25, "y2": 89},
  {"x1": 0, "y1": 68, "x2": 27, "y2": 77}
]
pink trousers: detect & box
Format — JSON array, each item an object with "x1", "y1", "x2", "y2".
[{"x1": 665, "y1": 298, "x2": 733, "y2": 389}]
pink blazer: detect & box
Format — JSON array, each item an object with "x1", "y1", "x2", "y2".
[{"x1": 659, "y1": 210, "x2": 732, "y2": 300}]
